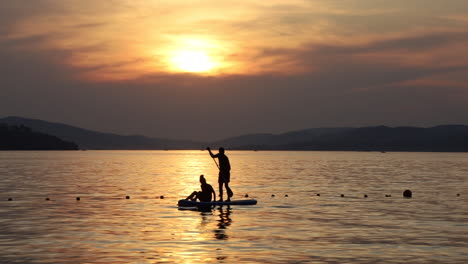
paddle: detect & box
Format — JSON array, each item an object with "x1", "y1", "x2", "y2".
[
  {"x1": 207, "y1": 147, "x2": 234, "y2": 198},
  {"x1": 211, "y1": 154, "x2": 220, "y2": 170}
]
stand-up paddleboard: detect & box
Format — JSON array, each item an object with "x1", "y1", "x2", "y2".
[{"x1": 178, "y1": 199, "x2": 257, "y2": 207}]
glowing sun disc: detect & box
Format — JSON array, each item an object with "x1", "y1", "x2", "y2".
[{"x1": 171, "y1": 50, "x2": 216, "y2": 73}]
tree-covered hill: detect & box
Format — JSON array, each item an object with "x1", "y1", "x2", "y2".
[{"x1": 0, "y1": 124, "x2": 78, "y2": 150}]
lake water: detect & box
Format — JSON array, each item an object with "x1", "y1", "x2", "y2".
[{"x1": 0, "y1": 150, "x2": 467, "y2": 263}]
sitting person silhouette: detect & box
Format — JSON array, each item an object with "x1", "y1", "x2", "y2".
[{"x1": 185, "y1": 175, "x2": 216, "y2": 202}]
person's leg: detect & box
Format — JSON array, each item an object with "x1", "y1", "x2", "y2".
[
  {"x1": 218, "y1": 182, "x2": 224, "y2": 201},
  {"x1": 225, "y1": 182, "x2": 232, "y2": 201},
  {"x1": 224, "y1": 172, "x2": 232, "y2": 200},
  {"x1": 194, "y1": 191, "x2": 205, "y2": 201},
  {"x1": 186, "y1": 191, "x2": 197, "y2": 200}
]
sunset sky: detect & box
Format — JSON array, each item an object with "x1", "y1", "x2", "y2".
[{"x1": 1, "y1": 0, "x2": 468, "y2": 141}]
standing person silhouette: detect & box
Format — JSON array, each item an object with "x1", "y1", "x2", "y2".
[{"x1": 207, "y1": 147, "x2": 233, "y2": 201}]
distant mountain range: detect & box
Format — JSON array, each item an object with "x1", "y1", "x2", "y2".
[
  {"x1": 1, "y1": 116, "x2": 468, "y2": 152},
  {"x1": 0, "y1": 116, "x2": 202, "y2": 150},
  {"x1": 0, "y1": 123, "x2": 78, "y2": 150},
  {"x1": 218, "y1": 125, "x2": 468, "y2": 152}
]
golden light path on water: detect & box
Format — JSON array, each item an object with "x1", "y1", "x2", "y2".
[{"x1": 0, "y1": 150, "x2": 467, "y2": 263}]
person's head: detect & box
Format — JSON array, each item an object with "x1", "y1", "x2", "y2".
[
  {"x1": 199, "y1": 174, "x2": 206, "y2": 184},
  {"x1": 219, "y1": 147, "x2": 225, "y2": 154}
]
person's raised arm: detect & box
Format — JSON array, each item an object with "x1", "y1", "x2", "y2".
[{"x1": 207, "y1": 147, "x2": 218, "y2": 158}]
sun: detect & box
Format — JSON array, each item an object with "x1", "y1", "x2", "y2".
[{"x1": 170, "y1": 50, "x2": 216, "y2": 73}]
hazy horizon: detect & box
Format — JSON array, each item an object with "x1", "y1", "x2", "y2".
[{"x1": 2, "y1": 1, "x2": 468, "y2": 141}]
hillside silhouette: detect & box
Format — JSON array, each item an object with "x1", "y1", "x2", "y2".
[
  {"x1": 0, "y1": 116, "x2": 202, "y2": 150},
  {"x1": 0, "y1": 123, "x2": 78, "y2": 150},
  {"x1": 215, "y1": 126, "x2": 468, "y2": 152},
  {"x1": 1, "y1": 116, "x2": 468, "y2": 152}
]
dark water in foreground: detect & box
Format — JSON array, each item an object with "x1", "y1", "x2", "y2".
[{"x1": 0, "y1": 151, "x2": 467, "y2": 263}]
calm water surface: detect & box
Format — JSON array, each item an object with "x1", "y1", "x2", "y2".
[{"x1": 0, "y1": 151, "x2": 467, "y2": 263}]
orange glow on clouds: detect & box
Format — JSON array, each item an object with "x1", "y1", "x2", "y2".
[{"x1": 3, "y1": 0, "x2": 468, "y2": 82}]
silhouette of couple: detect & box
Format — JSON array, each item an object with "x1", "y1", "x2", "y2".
[{"x1": 186, "y1": 147, "x2": 233, "y2": 202}]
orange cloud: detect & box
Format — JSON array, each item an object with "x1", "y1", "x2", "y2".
[{"x1": 1, "y1": 0, "x2": 468, "y2": 83}]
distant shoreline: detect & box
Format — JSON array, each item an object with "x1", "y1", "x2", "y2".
[
  {"x1": 1, "y1": 149, "x2": 467, "y2": 153},
  {"x1": 2, "y1": 117, "x2": 468, "y2": 152}
]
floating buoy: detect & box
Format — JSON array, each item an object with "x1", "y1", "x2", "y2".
[
  {"x1": 126, "y1": 196, "x2": 130, "y2": 199},
  {"x1": 403, "y1": 190, "x2": 412, "y2": 198},
  {"x1": 457, "y1": 193, "x2": 460, "y2": 197},
  {"x1": 8, "y1": 198, "x2": 12, "y2": 201},
  {"x1": 316, "y1": 194, "x2": 320, "y2": 196},
  {"x1": 285, "y1": 194, "x2": 288, "y2": 197},
  {"x1": 340, "y1": 194, "x2": 344, "y2": 197},
  {"x1": 364, "y1": 194, "x2": 368, "y2": 198},
  {"x1": 271, "y1": 194, "x2": 275, "y2": 197},
  {"x1": 160, "y1": 195, "x2": 164, "y2": 199},
  {"x1": 244, "y1": 194, "x2": 249, "y2": 198},
  {"x1": 46, "y1": 197, "x2": 50, "y2": 201},
  {"x1": 76, "y1": 197, "x2": 80, "y2": 201}
]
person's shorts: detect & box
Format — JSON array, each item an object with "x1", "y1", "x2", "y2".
[
  {"x1": 218, "y1": 171, "x2": 230, "y2": 183},
  {"x1": 197, "y1": 191, "x2": 211, "y2": 202}
]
